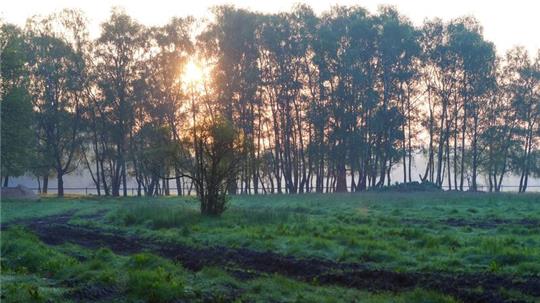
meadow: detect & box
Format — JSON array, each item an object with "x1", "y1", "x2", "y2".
[{"x1": 1, "y1": 192, "x2": 540, "y2": 302}]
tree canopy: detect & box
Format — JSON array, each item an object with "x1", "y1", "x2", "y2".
[{"x1": 1, "y1": 5, "x2": 539, "y2": 199}]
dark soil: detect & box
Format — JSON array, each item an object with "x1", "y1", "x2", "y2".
[
  {"x1": 68, "y1": 283, "x2": 120, "y2": 302},
  {"x1": 443, "y1": 218, "x2": 540, "y2": 229},
  {"x1": 402, "y1": 217, "x2": 540, "y2": 229},
  {"x1": 9, "y1": 212, "x2": 540, "y2": 303}
]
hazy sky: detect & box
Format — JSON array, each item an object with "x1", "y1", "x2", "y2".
[{"x1": 1, "y1": 0, "x2": 539, "y2": 55}]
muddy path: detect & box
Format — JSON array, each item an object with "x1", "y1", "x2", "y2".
[
  {"x1": 8, "y1": 212, "x2": 540, "y2": 303},
  {"x1": 401, "y1": 217, "x2": 540, "y2": 229}
]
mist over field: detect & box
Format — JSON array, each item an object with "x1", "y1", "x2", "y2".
[{"x1": 8, "y1": 156, "x2": 540, "y2": 194}]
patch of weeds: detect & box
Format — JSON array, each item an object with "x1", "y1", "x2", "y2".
[
  {"x1": 127, "y1": 267, "x2": 187, "y2": 302},
  {"x1": 1, "y1": 228, "x2": 77, "y2": 276},
  {"x1": 399, "y1": 288, "x2": 458, "y2": 303},
  {"x1": 112, "y1": 203, "x2": 201, "y2": 229},
  {"x1": 0, "y1": 274, "x2": 67, "y2": 303}
]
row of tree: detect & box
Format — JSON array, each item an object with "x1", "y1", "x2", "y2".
[{"x1": 1, "y1": 5, "x2": 539, "y2": 197}]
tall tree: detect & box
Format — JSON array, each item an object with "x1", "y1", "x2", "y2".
[
  {"x1": 26, "y1": 10, "x2": 88, "y2": 196},
  {"x1": 373, "y1": 6, "x2": 420, "y2": 186},
  {"x1": 131, "y1": 17, "x2": 193, "y2": 196},
  {"x1": 94, "y1": 9, "x2": 145, "y2": 196},
  {"x1": 505, "y1": 48, "x2": 540, "y2": 192},
  {"x1": 0, "y1": 24, "x2": 34, "y2": 187},
  {"x1": 199, "y1": 6, "x2": 261, "y2": 194}
]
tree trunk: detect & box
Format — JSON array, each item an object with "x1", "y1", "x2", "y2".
[
  {"x1": 471, "y1": 112, "x2": 479, "y2": 191},
  {"x1": 43, "y1": 175, "x2": 49, "y2": 194},
  {"x1": 436, "y1": 99, "x2": 448, "y2": 186},
  {"x1": 3, "y1": 176, "x2": 8, "y2": 187},
  {"x1": 460, "y1": 102, "x2": 467, "y2": 191},
  {"x1": 407, "y1": 95, "x2": 413, "y2": 183},
  {"x1": 175, "y1": 171, "x2": 182, "y2": 196},
  {"x1": 335, "y1": 162, "x2": 347, "y2": 192},
  {"x1": 122, "y1": 161, "x2": 128, "y2": 197},
  {"x1": 57, "y1": 170, "x2": 64, "y2": 197},
  {"x1": 446, "y1": 131, "x2": 452, "y2": 190},
  {"x1": 460, "y1": 78, "x2": 468, "y2": 191}
]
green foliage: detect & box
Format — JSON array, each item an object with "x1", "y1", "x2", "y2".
[
  {"x1": 1, "y1": 228, "x2": 77, "y2": 276},
  {"x1": 188, "y1": 116, "x2": 242, "y2": 216},
  {"x1": 0, "y1": 87, "x2": 34, "y2": 178},
  {"x1": 113, "y1": 202, "x2": 201, "y2": 229},
  {"x1": 1, "y1": 24, "x2": 34, "y2": 179},
  {"x1": 127, "y1": 267, "x2": 186, "y2": 302},
  {"x1": 132, "y1": 125, "x2": 178, "y2": 196}
]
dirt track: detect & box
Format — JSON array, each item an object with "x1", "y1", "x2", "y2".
[
  {"x1": 7, "y1": 212, "x2": 540, "y2": 303},
  {"x1": 401, "y1": 217, "x2": 540, "y2": 229}
]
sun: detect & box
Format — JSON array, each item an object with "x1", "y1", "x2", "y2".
[{"x1": 183, "y1": 59, "x2": 204, "y2": 85}]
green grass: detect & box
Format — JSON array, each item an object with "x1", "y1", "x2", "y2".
[
  {"x1": 88, "y1": 192, "x2": 540, "y2": 275},
  {"x1": 1, "y1": 192, "x2": 539, "y2": 302},
  {"x1": 0, "y1": 228, "x2": 455, "y2": 302},
  {"x1": 0, "y1": 196, "x2": 125, "y2": 223}
]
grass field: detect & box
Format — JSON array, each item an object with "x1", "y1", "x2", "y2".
[{"x1": 1, "y1": 192, "x2": 540, "y2": 302}]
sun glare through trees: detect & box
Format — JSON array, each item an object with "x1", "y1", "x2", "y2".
[{"x1": 182, "y1": 59, "x2": 205, "y2": 86}]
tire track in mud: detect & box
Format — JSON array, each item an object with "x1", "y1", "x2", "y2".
[
  {"x1": 401, "y1": 217, "x2": 540, "y2": 229},
  {"x1": 8, "y1": 212, "x2": 540, "y2": 303}
]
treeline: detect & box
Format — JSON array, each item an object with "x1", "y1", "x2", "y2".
[{"x1": 1, "y1": 5, "x2": 539, "y2": 196}]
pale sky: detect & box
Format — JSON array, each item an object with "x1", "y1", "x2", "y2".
[{"x1": 1, "y1": 0, "x2": 539, "y2": 55}]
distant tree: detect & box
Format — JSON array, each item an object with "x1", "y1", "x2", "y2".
[
  {"x1": 131, "y1": 125, "x2": 176, "y2": 196},
  {"x1": 259, "y1": 6, "x2": 316, "y2": 193},
  {"x1": 420, "y1": 17, "x2": 495, "y2": 191},
  {"x1": 2, "y1": 5, "x2": 538, "y2": 195},
  {"x1": 504, "y1": 48, "x2": 540, "y2": 192},
  {"x1": 313, "y1": 6, "x2": 378, "y2": 191},
  {"x1": 198, "y1": 6, "x2": 261, "y2": 194},
  {"x1": 94, "y1": 8, "x2": 145, "y2": 196},
  {"x1": 479, "y1": 61, "x2": 520, "y2": 192},
  {"x1": 373, "y1": 6, "x2": 420, "y2": 186},
  {"x1": 135, "y1": 17, "x2": 193, "y2": 196},
  {"x1": 25, "y1": 10, "x2": 88, "y2": 196},
  {"x1": 1, "y1": 24, "x2": 34, "y2": 186}
]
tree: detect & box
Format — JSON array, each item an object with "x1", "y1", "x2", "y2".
[
  {"x1": 373, "y1": 7, "x2": 420, "y2": 187},
  {"x1": 420, "y1": 17, "x2": 495, "y2": 191},
  {"x1": 182, "y1": 117, "x2": 242, "y2": 215},
  {"x1": 132, "y1": 125, "x2": 176, "y2": 196},
  {"x1": 479, "y1": 60, "x2": 520, "y2": 192},
  {"x1": 0, "y1": 24, "x2": 34, "y2": 187},
  {"x1": 313, "y1": 6, "x2": 378, "y2": 192},
  {"x1": 259, "y1": 6, "x2": 316, "y2": 193},
  {"x1": 504, "y1": 48, "x2": 540, "y2": 192},
  {"x1": 199, "y1": 6, "x2": 261, "y2": 194},
  {"x1": 134, "y1": 17, "x2": 193, "y2": 196},
  {"x1": 94, "y1": 8, "x2": 145, "y2": 196},
  {"x1": 3, "y1": 5, "x2": 538, "y2": 195},
  {"x1": 26, "y1": 10, "x2": 88, "y2": 196}
]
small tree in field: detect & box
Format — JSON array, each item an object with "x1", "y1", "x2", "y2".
[{"x1": 186, "y1": 117, "x2": 242, "y2": 216}]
